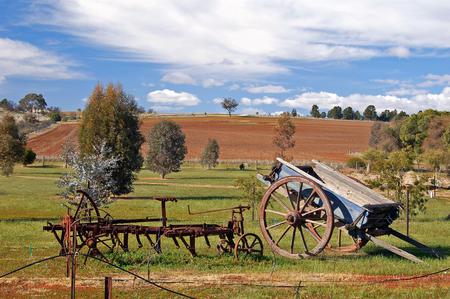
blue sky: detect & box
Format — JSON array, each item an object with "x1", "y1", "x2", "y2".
[{"x1": 1, "y1": 1, "x2": 450, "y2": 114}]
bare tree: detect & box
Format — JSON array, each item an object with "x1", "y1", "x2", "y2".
[
  {"x1": 273, "y1": 113, "x2": 296, "y2": 160},
  {"x1": 221, "y1": 98, "x2": 239, "y2": 116}
]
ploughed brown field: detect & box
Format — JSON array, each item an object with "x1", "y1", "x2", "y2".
[{"x1": 27, "y1": 116, "x2": 373, "y2": 162}]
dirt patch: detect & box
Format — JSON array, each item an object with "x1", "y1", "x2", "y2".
[{"x1": 27, "y1": 116, "x2": 373, "y2": 162}]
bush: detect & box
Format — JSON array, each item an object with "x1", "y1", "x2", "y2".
[
  {"x1": 48, "y1": 111, "x2": 62, "y2": 122},
  {"x1": 22, "y1": 148, "x2": 36, "y2": 166},
  {"x1": 346, "y1": 156, "x2": 366, "y2": 169}
]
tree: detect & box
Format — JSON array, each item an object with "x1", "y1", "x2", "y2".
[
  {"x1": 235, "y1": 175, "x2": 265, "y2": 221},
  {"x1": 361, "y1": 148, "x2": 385, "y2": 173},
  {"x1": 354, "y1": 110, "x2": 362, "y2": 120},
  {"x1": 0, "y1": 99, "x2": 16, "y2": 111},
  {"x1": 22, "y1": 148, "x2": 36, "y2": 166},
  {"x1": 19, "y1": 93, "x2": 47, "y2": 112},
  {"x1": 310, "y1": 105, "x2": 321, "y2": 118},
  {"x1": 79, "y1": 83, "x2": 144, "y2": 195},
  {"x1": 221, "y1": 98, "x2": 239, "y2": 116},
  {"x1": 327, "y1": 106, "x2": 343, "y2": 119},
  {"x1": 363, "y1": 105, "x2": 378, "y2": 121},
  {"x1": 291, "y1": 108, "x2": 298, "y2": 117},
  {"x1": 57, "y1": 144, "x2": 121, "y2": 206},
  {"x1": 342, "y1": 106, "x2": 354, "y2": 120},
  {"x1": 369, "y1": 122, "x2": 401, "y2": 152},
  {"x1": 273, "y1": 113, "x2": 296, "y2": 160},
  {"x1": 61, "y1": 139, "x2": 77, "y2": 168},
  {"x1": 200, "y1": 139, "x2": 220, "y2": 169},
  {"x1": 443, "y1": 125, "x2": 450, "y2": 149},
  {"x1": 320, "y1": 111, "x2": 326, "y2": 118},
  {"x1": 146, "y1": 120, "x2": 187, "y2": 178},
  {"x1": 0, "y1": 114, "x2": 26, "y2": 176}
]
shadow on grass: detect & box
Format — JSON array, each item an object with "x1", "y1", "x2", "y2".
[{"x1": 364, "y1": 244, "x2": 449, "y2": 260}]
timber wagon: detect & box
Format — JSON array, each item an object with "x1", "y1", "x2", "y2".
[{"x1": 257, "y1": 158, "x2": 440, "y2": 262}]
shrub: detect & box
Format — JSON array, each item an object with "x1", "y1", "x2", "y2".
[
  {"x1": 346, "y1": 156, "x2": 366, "y2": 169},
  {"x1": 22, "y1": 148, "x2": 36, "y2": 166}
]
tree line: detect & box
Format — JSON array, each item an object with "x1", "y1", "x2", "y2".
[{"x1": 309, "y1": 104, "x2": 408, "y2": 121}]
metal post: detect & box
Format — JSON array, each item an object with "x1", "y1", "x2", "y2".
[
  {"x1": 161, "y1": 200, "x2": 167, "y2": 227},
  {"x1": 104, "y1": 277, "x2": 112, "y2": 299},
  {"x1": 406, "y1": 187, "x2": 410, "y2": 237},
  {"x1": 71, "y1": 224, "x2": 77, "y2": 299}
]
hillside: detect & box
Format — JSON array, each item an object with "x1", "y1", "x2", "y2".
[{"x1": 26, "y1": 116, "x2": 373, "y2": 162}]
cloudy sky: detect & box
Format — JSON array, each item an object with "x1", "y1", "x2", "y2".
[{"x1": 1, "y1": 1, "x2": 450, "y2": 114}]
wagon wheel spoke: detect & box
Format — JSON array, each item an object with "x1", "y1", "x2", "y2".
[
  {"x1": 295, "y1": 183, "x2": 303, "y2": 210},
  {"x1": 276, "y1": 225, "x2": 291, "y2": 245},
  {"x1": 298, "y1": 191, "x2": 316, "y2": 215},
  {"x1": 302, "y1": 207, "x2": 325, "y2": 217},
  {"x1": 299, "y1": 225, "x2": 309, "y2": 253},
  {"x1": 304, "y1": 219, "x2": 328, "y2": 227},
  {"x1": 265, "y1": 209, "x2": 287, "y2": 217},
  {"x1": 290, "y1": 226, "x2": 297, "y2": 254},
  {"x1": 266, "y1": 220, "x2": 287, "y2": 230},
  {"x1": 284, "y1": 183, "x2": 296, "y2": 210},
  {"x1": 270, "y1": 192, "x2": 291, "y2": 212}
]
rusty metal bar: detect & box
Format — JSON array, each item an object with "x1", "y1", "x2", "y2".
[{"x1": 104, "y1": 277, "x2": 112, "y2": 299}]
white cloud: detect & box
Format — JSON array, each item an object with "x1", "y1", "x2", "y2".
[
  {"x1": 32, "y1": 1, "x2": 450, "y2": 78},
  {"x1": 418, "y1": 74, "x2": 450, "y2": 87},
  {"x1": 0, "y1": 38, "x2": 81, "y2": 81},
  {"x1": 387, "y1": 46, "x2": 410, "y2": 58},
  {"x1": 372, "y1": 79, "x2": 401, "y2": 85},
  {"x1": 241, "y1": 96, "x2": 278, "y2": 106},
  {"x1": 245, "y1": 84, "x2": 289, "y2": 94},
  {"x1": 147, "y1": 89, "x2": 200, "y2": 106},
  {"x1": 241, "y1": 107, "x2": 265, "y2": 115},
  {"x1": 279, "y1": 88, "x2": 450, "y2": 113},
  {"x1": 202, "y1": 78, "x2": 224, "y2": 88},
  {"x1": 212, "y1": 97, "x2": 223, "y2": 104},
  {"x1": 161, "y1": 72, "x2": 196, "y2": 85},
  {"x1": 229, "y1": 84, "x2": 240, "y2": 91},
  {"x1": 386, "y1": 88, "x2": 427, "y2": 96}
]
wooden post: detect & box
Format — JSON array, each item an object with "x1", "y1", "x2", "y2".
[
  {"x1": 104, "y1": 277, "x2": 112, "y2": 299},
  {"x1": 406, "y1": 186, "x2": 410, "y2": 237}
]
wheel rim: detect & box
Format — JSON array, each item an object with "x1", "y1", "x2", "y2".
[
  {"x1": 234, "y1": 233, "x2": 263, "y2": 260},
  {"x1": 259, "y1": 176, "x2": 334, "y2": 259},
  {"x1": 306, "y1": 224, "x2": 368, "y2": 253}
]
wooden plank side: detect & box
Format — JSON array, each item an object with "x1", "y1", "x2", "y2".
[{"x1": 311, "y1": 160, "x2": 396, "y2": 206}]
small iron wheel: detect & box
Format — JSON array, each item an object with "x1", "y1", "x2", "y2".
[
  {"x1": 234, "y1": 233, "x2": 263, "y2": 260},
  {"x1": 217, "y1": 238, "x2": 233, "y2": 255},
  {"x1": 259, "y1": 176, "x2": 334, "y2": 259}
]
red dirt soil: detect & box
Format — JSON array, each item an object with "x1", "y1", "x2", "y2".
[{"x1": 27, "y1": 116, "x2": 373, "y2": 162}]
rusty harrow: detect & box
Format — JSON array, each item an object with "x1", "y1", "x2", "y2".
[{"x1": 43, "y1": 190, "x2": 263, "y2": 262}]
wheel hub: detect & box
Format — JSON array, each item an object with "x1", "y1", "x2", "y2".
[{"x1": 286, "y1": 211, "x2": 303, "y2": 226}]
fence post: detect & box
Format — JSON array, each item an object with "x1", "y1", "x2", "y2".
[
  {"x1": 406, "y1": 186, "x2": 410, "y2": 237},
  {"x1": 105, "y1": 277, "x2": 112, "y2": 299}
]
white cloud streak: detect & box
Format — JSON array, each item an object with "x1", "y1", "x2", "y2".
[
  {"x1": 32, "y1": 1, "x2": 450, "y2": 78},
  {"x1": 0, "y1": 38, "x2": 81, "y2": 81},
  {"x1": 161, "y1": 72, "x2": 196, "y2": 85},
  {"x1": 244, "y1": 84, "x2": 289, "y2": 94},
  {"x1": 147, "y1": 89, "x2": 200, "y2": 106}
]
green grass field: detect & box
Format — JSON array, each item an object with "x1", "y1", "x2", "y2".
[{"x1": 0, "y1": 163, "x2": 449, "y2": 298}]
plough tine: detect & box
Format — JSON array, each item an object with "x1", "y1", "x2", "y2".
[
  {"x1": 365, "y1": 233, "x2": 423, "y2": 263},
  {"x1": 388, "y1": 229, "x2": 441, "y2": 258}
]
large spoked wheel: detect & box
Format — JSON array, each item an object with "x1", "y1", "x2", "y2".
[
  {"x1": 234, "y1": 233, "x2": 263, "y2": 260},
  {"x1": 259, "y1": 176, "x2": 334, "y2": 259},
  {"x1": 306, "y1": 224, "x2": 368, "y2": 253}
]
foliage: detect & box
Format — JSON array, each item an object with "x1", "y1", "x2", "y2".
[
  {"x1": 61, "y1": 139, "x2": 77, "y2": 168},
  {"x1": 200, "y1": 139, "x2": 220, "y2": 169},
  {"x1": 291, "y1": 108, "x2": 297, "y2": 117},
  {"x1": 79, "y1": 83, "x2": 144, "y2": 195},
  {"x1": 369, "y1": 122, "x2": 401, "y2": 152},
  {"x1": 221, "y1": 98, "x2": 239, "y2": 116},
  {"x1": 0, "y1": 114, "x2": 26, "y2": 176},
  {"x1": 18, "y1": 93, "x2": 47, "y2": 112},
  {"x1": 22, "y1": 148, "x2": 36, "y2": 166},
  {"x1": 47, "y1": 107, "x2": 62, "y2": 122},
  {"x1": 342, "y1": 106, "x2": 354, "y2": 120},
  {"x1": 443, "y1": 125, "x2": 450, "y2": 149},
  {"x1": 346, "y1": 156, "x2": 366, "y2": 169},
  {"x1": 363, "y1": 105, "x2": 378, "y2": 120},
  {"x1": 320, "y1": 111, "x2": 326, "y2": 118},
  {"x1": 361, "y1": 148, "x2": 386, "y2": 173},
  {"x1": 310, "y1": 104, "x2": 321, "y2": 118},
  {"x1": 0, "y1": 98, "x2": 17, "y2": 111},
  {"x1": 327, "y1": 106, "x2": 343, "y2": 119},
  {"x1": 235, "y1": 175, "x2": 265, "y2": 221},
  {"x1": 273, "y1": 112, "x2": 296, "y2": 160},
  {"x1": 146, "y1": 120, "x2": 187, "y2": 178},
  {"x1": 57, "y1": 144, "x2": 121, "y2": 206},
  {"x1": 354, "y1": 110, "x2": 362, "y2": 120}
]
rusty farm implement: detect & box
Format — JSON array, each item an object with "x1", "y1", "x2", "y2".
[
  {"x1": 43, "y1": 190, "x2": 263, "y2": 262},
  {"x1": 257, "y1": 158, "x2": 440, "y2": 262}
]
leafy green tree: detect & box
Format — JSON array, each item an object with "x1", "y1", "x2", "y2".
[
  {"x1": 19, "y1": 93, "x2": 47, "y2": 112},
  {"x1": 342, "y1": 106, "x2": 354, "y2": 120},
  {"x1": 22, "y1": 148, "x2": 36, "y2": 166},
  {"x1": 221, "y1": 98, "x2": 239, "y2": 116},
  {"x1": 361, "y1": 148, "x2": 386, "y2": 173},
  {"x1": 79, "y1": 83, "x2": 144, "y2": 195},
  {"x1": 273, "y1": 112, "x2": 296, "y2": 160},
  {"x1": 363, "y1": 105, "x2": 378, "y2": 120},
  {"x1": 369, "y1": 122, "x2": 401, "y2": 152},
  {"x1": 291, "y1": 108, "x2": 297, "y2": 117},
  {"x1": 327, "y1": 106, "x2": 343, "y2": 119},
  {"x1": 0, "y1": 99, "x2": 16, "y2": 111},
  {"x1": 146, "y1": 120, "x2": 187, "y2": 178},
  {"x1": 0, "y1": 114, "x2": 26, "y2": 176},
  {"x1": 200, "y1": 139, "x2": 220, "y2": 169},
  {"x1": 354, "y1": 110, "x2": 362, "y2": 120},
  {"x1": 346, "y1": 156, "x2": 366, "y2": 170},
  {"x1": 235, "y1": 175, "x2": 265, "y2": 221},
  {"x1": 320, "y1": 111, "x2": 326, "y2": 118},
  {"x1": 310, "y1": 105, "x2": 321, "y2": 118}
]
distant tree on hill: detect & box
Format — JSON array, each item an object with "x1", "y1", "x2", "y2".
[
  {"x1": 146, "y1": 120, "x2": 187, "y2": 178},
  {"x1": 79, "y1": 83, "x2": 144, "y2": 195},
  {"x1": 22, "y1": 148, "x2": 36, "y2": 166},
  {"x1": 291, "y1": 108, "x2": 298, "y2": 117},
  {"x1": 327, "y1": 106, "x2": 343, "y2": 119},
  {"x1": 201, "y1": 139, "x2": 220, "y2": 169},
  {"x1": 19, "y1": 93, "x2": 47, "y2": 112},
  {"x1": 0, "y1": 99, "x2": 17, "y2": 111},
  {"x1": 221, "y1": 98, "x2": 239, "y2": 116},
  {"x1": 0, "y1": 114, "x2": 26, "y2": 176},
  {"x1": 320, "y1": 111, "x2": 326, "y2": 118},
  {"x1": 342, "y1": 107, "x2": 354, "y2": 120},
  {"x1": 310, "y1": 104, "x2": 321, "y2": 118},
  {"x1": 273, "y1": 112, "x2": 296, "y2": 160},
  {"x1": 363, "y1": 105, "x2": 378, "y2": 121},
  {"x1": 354, "y1": 110, "x2": 362, "y2": 120},
  {"x1": 369, "y1": 122, "x2": 401, "y2": 152}
]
